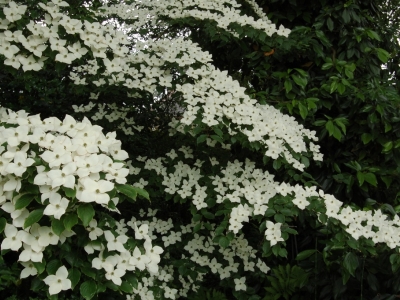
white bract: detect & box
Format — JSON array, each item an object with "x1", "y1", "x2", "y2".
[{"x1": 43, "y1": 266, "x2": 71, "y2": 295}]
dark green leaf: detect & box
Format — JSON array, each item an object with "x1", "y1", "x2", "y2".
[
  {"x1": 15, "y1": 194, "x2": 35, "y2": 210},
  {"x1": 120, "y1": 281, "x2": 133, "y2": 293},
  {"x1": 77, "y1": 204, "x2": 95, "y2": 227},
  {"x1": 211, "y1": 135, "x2": 223, "y2": 143},
  {"x1": 196, "y1": 134, "x2": 207, "y2": 144},
  {"x1": 63, "y1": 213, "x2": 78, "y2": 231},
  {"x1": 80, "y1": 280, "x2": 97, "y2": 300},
  {"x1": 284, "y1": 80, "x2": 292, "y2": 93},
  {"x1": 298, "y1": 102, "x2": 308, "y2": 119},
  {"x1": 0, "y1": 217, "x2": 6, "y2": 233},
  {"x1": 219, "y1": 236, "x2": 229, "y2": 248},
  {"x1": 33, "y1": 260, "x2": 46, "y2": 275},
  {"x1": 24, "y1": 208, "x2": 44, "y2": 229},
  {"x1": 52, "y1": 219, "x2": 65, "y2": 236},
  {"x1": 68, "y1": 268, "x2": 81, "y2": 290},
  {"x1": 326, "y1": 17, "x2": 334, "y2": 31},
  {"x1": 116, "y1": 184, "x2": 137, "y2": 201},
  {"x1": 296, "y1": 249, "x2": 316, "y2": 261},
  {"x1": 343, "y1": 252, "x2": 359, "y2": 276},
  {"x1": 364, "y1": 173, "x2": 377, "y2": 187},
  {"x1": 62, "y1": 187, "x2": 76, "y2": 199}
]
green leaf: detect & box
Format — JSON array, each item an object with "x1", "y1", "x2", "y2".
[
  {"x1": 332, "y1": 126, "x2": 342, "y2": 140},
  {"x1": 201, "y1": 211, "x2": 215, "y2": 219},
  {"x1": 326, "y1": 17, "x2": 334, "y2": 31},
  {"x1": 343, "y1": 252, "x2": 359, "y2": 276},
  {"x1": 298, "y1": 103, "x2": 308, "y2": 119},
  {"x1": 120, "y1": 281, "x2": 133, "y2": 293},
  {"x1": 291, "y1": 74, "x2": 307, "y2": 88},
  {"x1": 342, "y1": 9, "x2": 350, "y2": 23},
  {"x1": 125, "y1": 274, "x2": 138, "y2": 289},
  {"x1": 321, "y1": 62, "x2": 333, "y2": 70},
  {"x1": 278, "y1": 248, "x2": 287, "y2": 258},
  {"x1": 77, "y1": 204, "x2": 95, "y2": 227},
  {"x1": 81, "y1": 267, "x2": 96, "y2": 279},
  {"x1": 361, "y1": 133, "x2": 372, "y2": 144},
  {"x1": 196, "y1": 134, "x2": 207, "y2": 144},
  {"x1": 347, "y1": 238, "x2": 358, "y2": 250},
  {"x1": 0, "y1": 217, "x2": 6, "y2": 233},
  {"x1": 15, "y1": 194, "x2": 35, "y2": 210},
  {"x1": 219, "y1": 236, "x2": 229, "y2": 248},
  {"x1": 325, "y1": 120, "x2": 334, "y2": 136},
  {"x1": 63, "y1": 213, "x2": 78, "y2": 231},
  {"x1": 116, "y1": 184, "x2": 137, "y2": 201},
  {"x1": 52, "y1": 219, "x2": 65, "y2": 236},
  {"x1": 284, "y1": 80, "x2": 292, "y2": 93},
  {"x1": 46, "y1": 260, "x2": 62, "y2": 275},
  {"x1": 80, "y1": 280, "x2": 97, "y2": 300},
  {"x1": 296, "y1": 249, "x2": 316, "y2": 261},
  {"x1": 24, "y1": 208, "x2": 44, "y2": 229},
  {"x1": 68, "y1": 268, "x2": 81, "y2": 290},
  {"x1": 192, "y1": 214, "x2": 202, "y2": 222},
  {"x1": 337, "y1": 83, "x2": 345, "y2": 95},
  {"x1": 330, "y1": 81, "x2": 338, "y2": 93},
  {"x1": 381, "y1": 176, "x2": 392, "y2": 188},
  {"x1": 211, "y1": 135, "x2": 223, "y2": 143},
  {"x1": 33, "y1": 260, "x2": 46, "y2": 275},
  {"x1": 213, "y1": 127, "x2": 223, "y2": 137},
  {"x1": 134, "y1": 187, "x2": 150, "y2": 200},
  {"x1": 382, "y1": 141, "x2": 393, "y2": 152},
  {"x1": 357, "y1": 172, "x2": 365, "y2": 186},
  {"x1": 364, "y1": 173, "x2": 377, "y2": 187},
  {"x1": 366, "y1": 29, "x2": 381, "y2": 41},
  {"x1": 62, "y1": 187, "x2": 76, "y2": 199},
  {"x1": 376, "y1": 48, "x2": 390, "y2": 63}
]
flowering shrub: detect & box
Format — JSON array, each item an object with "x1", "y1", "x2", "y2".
[{"x1": 0, "y1": 0, "x2": 399, "y2": 299}]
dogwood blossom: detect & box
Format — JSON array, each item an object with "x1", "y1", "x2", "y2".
[{"x1": 43, "y1": 266, "x2": 71, "y2": 295}]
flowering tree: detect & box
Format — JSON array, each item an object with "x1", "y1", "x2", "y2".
[{"x1": 0, "y1": 0, "x2": 399, "y2": 299}]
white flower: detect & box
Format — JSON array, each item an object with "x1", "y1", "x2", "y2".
[
  {"x1": 41, "y1": 145, "x2": 72, "y2": 168},
  {"x1": 38, "y1": 226, "x2": 59, "y2": 247},
  {"x1": 144, "y1": 238, "x2": 163, "y2": 264},
  {"x1": 130, "y1": 247, "x2": 150, "y2": 271},
  {"x1": 86, "y1": 219, "x2": 103, "y2": 240},
  {"x1": 265, "y1": 221, "x2": 284, "y2": 246},
  {"x1": 134, "y1": 223, "x2": 148, "y2": 240},
  {"x1": 19, "y1": 244, "x2": 43, "y2": 262},
  {"x1": 43, "y1": 266, "x2": 71, "y2": 295},
  {"x1": 104, "y1": 230, "x2": 127, "y2": 253},
  {"x1": 3, "y1": 1, "x2": 27, "y2": 22},
  {"x1": 43, "y1": 193, "x2": 69, "y2": 219},
  {"x1": 78, "y1": 177, "x2": 114, "y2": 205},
  {"x1": 105, "y1": 266, "x2": 125, "y2": 285},
  {"x1": 47, "y1": 162, "x2": 76, "y2": 189},
  {"x1": 5, "y1": 151, "x2": 35, "y2": 177},
  {"x1": 55, "y1": 48, "x2": 77, "y2": 64},
  {"x1": 20, "y1": 261, "x2": 38, "y2": 278},
  {"x1": 234, "y1": 277, "x2": 246, "y2": 291},
  {"x1": 164, "y1": 286, "x2": 178, "y2": 299},
  {"x1": 209, "y1": 257, "x2": 222, "y2": 274},
  {"x1": 1, "y1": 223, "x2": 28, "y2": 251}
]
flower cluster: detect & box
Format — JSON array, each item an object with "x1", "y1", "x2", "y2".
[
  {"x1": 0, "y1": 108, "x2": 165, "y2": 295},
  {"x1": 0, "y1": 0, "x2": 319, "y2": 172},
  {"x1": 1, "y1": 0, "x2": 400, "y2": 299}
]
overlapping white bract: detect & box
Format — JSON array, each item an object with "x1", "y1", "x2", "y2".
[
  {"x1": 0, "y1": 108, "x2": 165, "y2": 295},
  {"x1": 0, "y1": 0, "x2": 320, "y2": 170}
]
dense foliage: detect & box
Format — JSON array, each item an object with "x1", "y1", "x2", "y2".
[{"x1": 0, "y1": 0, "x2": 400, "y2": 299}]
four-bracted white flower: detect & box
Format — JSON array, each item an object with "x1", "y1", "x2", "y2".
[{"x1": 43, "y1": 266, "x2": 71, "y2": 295}]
